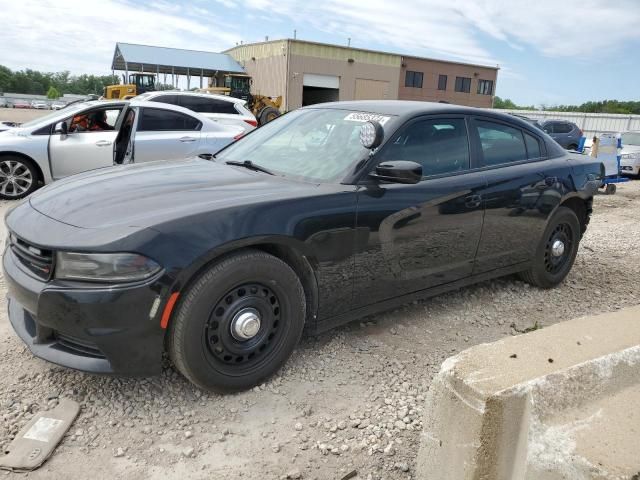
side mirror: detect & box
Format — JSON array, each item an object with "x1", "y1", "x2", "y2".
[
  {"x1": 54, "y1": 121, "x2": 68, "y2": 136},
  {"x1": 370, "y1": 161, "x2": 422, "y2": 184}
]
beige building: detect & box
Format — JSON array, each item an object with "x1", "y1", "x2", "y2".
[{"x1": 225, "y1": 39, "x2": 498, "y2": 111}]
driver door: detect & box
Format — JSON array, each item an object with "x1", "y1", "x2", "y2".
[{"x1": 48, "y1": 105, "x2": 124, "y2": 179}]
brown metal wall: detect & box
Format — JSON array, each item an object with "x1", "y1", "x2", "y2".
[{"x1": 398, "y1": 57, "x2": 498, "y2": 108}]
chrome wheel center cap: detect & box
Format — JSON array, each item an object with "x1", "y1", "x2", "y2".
[
  {"x1": 231, "y1": 308, "x2": 261, "y2": 341},
  {"x1": 551, "y1": 239, "x2": 565, "y2": 257}
]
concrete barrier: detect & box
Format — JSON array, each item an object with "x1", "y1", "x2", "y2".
[{"x1": 416, "y1": 306, "x2": 640, "y2": 480}]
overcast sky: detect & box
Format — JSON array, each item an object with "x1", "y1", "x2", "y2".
[{"x1": 1, "y1": 0, "x2": 638, "y2": 106}]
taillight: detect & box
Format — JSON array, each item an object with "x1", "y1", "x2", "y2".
[{"x1": 244, "y1": 119, "x2": 258, "y2": 127}]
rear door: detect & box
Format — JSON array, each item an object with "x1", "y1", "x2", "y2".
[
  {"x1": 179, "y1": 96, "x2": 247, "y2": 129},
  {"x1": 132, "y1": 107, "x2": 202, "y2": 163},
  {"x1": 352, "y1": 115, "x2": 486, "y2": 306},
  {"x1": 49, "y1": 105, "x2": 124, "y2": 179},
  {"x1": 470, "y1": 116, "x2": 570, "y2": 273}
]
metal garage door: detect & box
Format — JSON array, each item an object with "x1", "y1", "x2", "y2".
[
  {"x1": 303, "y1": 73, "x2": 340, "y2": 89},
  {"x1": 355, "y1": 79, "x2": 390, "y2": 100}
]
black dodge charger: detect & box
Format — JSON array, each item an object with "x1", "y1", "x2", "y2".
[{"x1": 4, "y1": 101, "x2": 603, "y2": 392}]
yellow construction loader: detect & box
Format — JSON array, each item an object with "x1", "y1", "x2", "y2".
[
  {"x1": 200, "y1": 74, "x2": 282, "y2": 126},
  {"x1": 103, "y1": 73, "x2": 156, "y2": 100}
]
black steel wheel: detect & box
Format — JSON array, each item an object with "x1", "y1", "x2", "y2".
[
  {"x1": 520, "y1": 206, "x2": 580, "y2": 288},
  {"x1": 168, "y1": 250, "x2": 305, "y2": 392},
  {"x1": 203, "y1": 283, "x2": 283, "y2": 372},
  {"x1": 543, "y1": 223, "x2": 573, "y2": 275}
]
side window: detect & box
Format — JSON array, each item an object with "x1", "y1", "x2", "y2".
[
  {"x1": 138, "y1": 108, "x2": 201, "y2": 132},
  {"x1": 185, "y1": 97, "x2": 238, "y2": 115},
  {"x1": 475, "y1": 120, "x2": 527, "y2": 166},
  {"x1": 554, "y1": 123, "x2": 572, "y2": 134},
  {"x1": 68, "y1": 107, "x2": 122, "y2": 133},
  {"x1": 149, "y1": 95, "x2": 180, "y2": 106},
  {"x1": 380, "y1": 118, "x2": 470, "y2": 177},
  {"x1": 542, "y1": 123, "x2": 554, "y2": 134},
  {"x1": 524, "y1": 132, "x2": 542, "y2": 159}
]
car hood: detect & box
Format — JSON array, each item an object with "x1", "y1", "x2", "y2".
[
  {"x1": 622, "y1": 144, "x2": 640, "y2": 155},
  {"x1": 29, "y1": 158, "x2": 314, "y2": 229}
]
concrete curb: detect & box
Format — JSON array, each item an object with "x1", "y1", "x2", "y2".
[{"x1": 416, "y1": 306, "x2": 640, "y2": 480}]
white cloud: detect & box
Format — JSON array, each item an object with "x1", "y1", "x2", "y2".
[
  {"x1": 240, "y1": 0, "x2": 639, "y2": 63},
  {"x1": 0, "y1": 0, "x2": 638, "y2": 80},
  {"x1": 0, "y1": 0, "x2": 241, "y2": 74}
]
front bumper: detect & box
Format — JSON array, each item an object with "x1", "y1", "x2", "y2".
[
  {"x1": 620, "y1": 163, "x2": 640, "y2": 176},
  {"x1": 4, "y1": 247, "x2": 167, "y2": 376}
]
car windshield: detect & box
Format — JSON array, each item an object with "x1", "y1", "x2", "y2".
[
  {"x1": 622, "y1": 132, "x2": 640, "y2": 146},
  {"x1": 216, "y1": 108, "x2": 376, "y2": 183},
  {"x1": 19, "y1": 103, "x2": 91, "y2": 129}
]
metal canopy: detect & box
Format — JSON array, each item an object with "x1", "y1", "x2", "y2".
[{"x1": 111, "y1": 43, "x2": 246, "y2": 78}]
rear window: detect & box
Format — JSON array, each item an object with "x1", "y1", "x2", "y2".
[
  {"x1": 149, "y1": 94, "x2": 181, "y2": 106},
  {"x1": 524, "y1": 132, "x2": 542, "y2": 159},
  {"x1": 138, "y1": 108, "x2": 201, "y2": 131},
  {"x1": 554, "y1": 123, "x2": 573, "y2": 134},
  {"x1": 180, "y1": 96, "x2": 238, "y2": 115},
  {"x1": 476, "y1": 120, "x2": 527, "y2": 166}
]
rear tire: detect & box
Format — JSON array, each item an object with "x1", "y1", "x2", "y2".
[
  {"x1": 258, "y1": 106, "x2": 280, "y2": 126},
  {"x1": 567, "y1": 144, "x2": 578, "y2": 151},
  {"x1": 0, "y1": 156, "x2": 39, "y2": 200},
  {"x1": 519, "y1": 206, "x2": 580, "y2": 289},
  {"x1": 168, "y1": 250, "x2": 305, "y2": 393}
]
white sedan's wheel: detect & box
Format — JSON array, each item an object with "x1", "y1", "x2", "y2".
[{"x1": 0, "y1": 157, "x2": 38, "y2": 199}]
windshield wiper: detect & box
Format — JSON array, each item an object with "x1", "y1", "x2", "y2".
[{"x1": 225, "y1": 160, "x2": 275, "y2": 175}]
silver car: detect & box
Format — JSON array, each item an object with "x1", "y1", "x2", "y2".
[{"x1": 0, "y1": 100, "x2": 243, "y2": 199}]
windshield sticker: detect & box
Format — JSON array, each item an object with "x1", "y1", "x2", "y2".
[{"x1": 344, "y1": 112, "x2": 391, "y2": 125}]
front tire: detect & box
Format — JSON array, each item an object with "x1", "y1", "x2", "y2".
[
  {"x1": 0, "y1": 156, "x2": 39, "y2": 199},
  {"x1": 520, "y1": 206, "x2": 581, "y2": 289},
  {"x1": 168, "y1": 250, "x2": 305, "y2": 392}
]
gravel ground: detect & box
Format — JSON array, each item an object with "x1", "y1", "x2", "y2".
[
  {"x1": 1, "y1": 180, "x2": 639, "y2": 480},
  {"x1": 0, "y1": 109, "x2": 49, "y2": 124}
]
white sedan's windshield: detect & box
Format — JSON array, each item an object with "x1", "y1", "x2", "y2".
[
  {"x1": 622, "y1": 132, "x2": 640, "y2": 146},
  {"x1": 19, "y1": 103, "x2": 90, "y2": 129},
  {"x1": 217, "y1": 108, "x2": 377, "y2": 183}
]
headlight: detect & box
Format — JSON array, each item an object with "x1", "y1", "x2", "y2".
[
  {"x1": 621, "y1": 153, "x2": 640, "y2": 159},
  {"x1": 55, "y1": 252, "x2": 162, "y2": 282}
]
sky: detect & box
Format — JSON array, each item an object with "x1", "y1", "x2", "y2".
[{"x1": 1, "y1": 0, "x2": 639, "y2": 106}]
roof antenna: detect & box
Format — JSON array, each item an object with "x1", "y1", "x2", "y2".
[
  {"x1": 293, "y1": 29, "x2": 297, "y2": 39},
  {"x1": 348, "y1": 37, "x2": 351, "y2": 47}
]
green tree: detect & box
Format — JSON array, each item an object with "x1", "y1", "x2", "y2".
[
  {"x1": 493, "y1": 96, "x2": 535, "y2": 110},
  {"x1": 46, "y1": 86, "x2": 60, "y2": 99}
]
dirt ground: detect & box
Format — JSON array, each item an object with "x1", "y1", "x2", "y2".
[
  {"x1": 0, "y1": 108, "x2": 50, "y2": 124},
  {"x1": 1, "y1": 180, "x2": 639, "y2": 480}
]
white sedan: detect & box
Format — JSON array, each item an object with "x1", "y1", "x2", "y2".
[
  {"x1": 0, "y1": 100, "x2": 243, "y2": 199},
  {"x1": 619, "y1": 131, "x2": 640, "y2": 176},
  {"x1": 135, "y1": 91, "x2": 258, "y2": 134}
]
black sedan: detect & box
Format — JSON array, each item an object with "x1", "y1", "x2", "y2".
[{"x1": 3, "y1": 101, "x2": 603, "y2": 392}]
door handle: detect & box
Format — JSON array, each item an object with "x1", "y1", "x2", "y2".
[
  {"x1": 465, "y1": 194, "x2": 482, "y2": 208},
  {"x1": 179, "y1": 136, "x2": 197, "y2": 143},
  {"x1": 95, "y1": 140, "x2": 112, "y2": 147}
]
